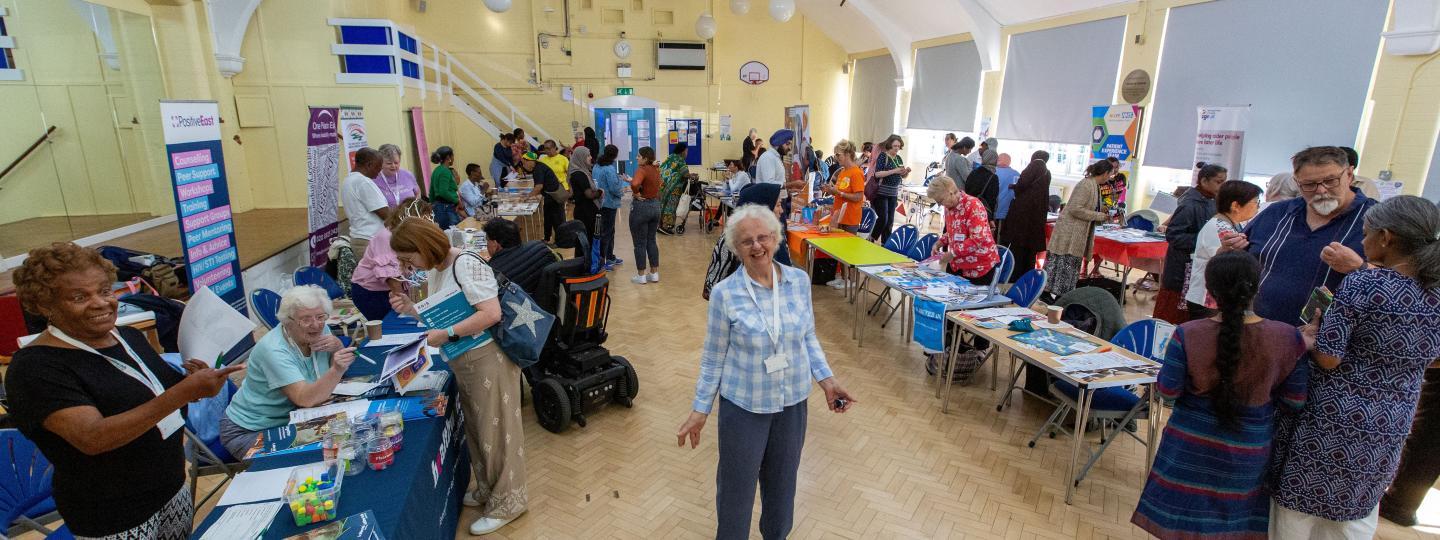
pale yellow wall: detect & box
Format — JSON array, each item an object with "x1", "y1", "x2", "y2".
[{"x1": 0, "y1": 0, "x2": 167, "y2": 224}]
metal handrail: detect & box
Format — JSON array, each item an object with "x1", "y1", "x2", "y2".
[{"x1": 0, "y1": 126, "x2": 57, "y2": 189}]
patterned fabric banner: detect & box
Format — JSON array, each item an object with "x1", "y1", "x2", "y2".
[{"x1": 307, "y1": 107, "x2": 341, "y2": 267}]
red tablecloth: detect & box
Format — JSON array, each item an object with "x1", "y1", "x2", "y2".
[{"x1": 1045, "y1": 223, "x2": 1168, "y2": 267}]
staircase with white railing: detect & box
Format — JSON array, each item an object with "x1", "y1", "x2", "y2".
[{"x1": 328, "y1": 18, "x2": 554, "y2": 147}]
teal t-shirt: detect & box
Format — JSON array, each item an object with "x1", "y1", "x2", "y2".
[{"x1": 224, "y1": 327, "x2": 332, "y2": 431}]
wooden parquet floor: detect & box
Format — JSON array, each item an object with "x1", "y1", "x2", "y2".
[{"x1": 178, "y1": 210, "x2": 1437, "y2": 539}]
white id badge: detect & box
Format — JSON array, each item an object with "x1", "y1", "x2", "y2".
[
  {"x1": 764, "y1": 354, "x2": 789, "y2": 374},
  {"x1": 158, "y1": 410, "x2": 184, "y2": 439}
]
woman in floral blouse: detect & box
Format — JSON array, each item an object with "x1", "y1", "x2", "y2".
[
  {"x1": 927, "y1": 175, "x2": 999, "y2": 281},
  {"x1": 924, "y1": 174, "x2": 1000, "y2": 380}
]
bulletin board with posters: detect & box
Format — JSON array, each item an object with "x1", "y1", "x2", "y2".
[{"x1": 667, "y1": 118, "x2": 702, "y2": 166}]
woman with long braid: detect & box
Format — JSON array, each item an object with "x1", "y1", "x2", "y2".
[{"x1": 1131, "y1": 251, "x2": 1310, "y2": 539}]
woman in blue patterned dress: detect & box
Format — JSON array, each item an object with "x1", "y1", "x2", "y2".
[
  {"x1": 1271, "y1": 195, "x2": 1440, "y2": 538},
  {"x1": 1131, "y1": 251, "x2": 1310, "y2": 539}
]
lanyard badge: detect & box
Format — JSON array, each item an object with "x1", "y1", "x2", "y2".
[
  {"x1": 743, "y1": 263, "x2": 789, "y2": 374},
  {"x1": 47, "y1": 326, "x2": 184, "y2": 439}
]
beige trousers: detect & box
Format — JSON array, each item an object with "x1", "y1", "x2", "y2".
[{"x1": 451, "y1": 340, "x2": 528, "y2": 519}]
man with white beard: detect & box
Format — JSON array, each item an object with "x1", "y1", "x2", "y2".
[{"x1": 1223, "y1": 146, "x2": 1376, "y2": 325}]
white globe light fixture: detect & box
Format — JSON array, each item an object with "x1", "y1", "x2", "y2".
[
  {"x1": 483, "y1": 0, "x2": 512, "y2": 13},
  {"x1": 695, "y1": 13, "x2": 718, "y2": 40},
  {"x1": 730, "y1": 0, "x2": 750, "y2": 16},
  {"x1": 769, "y1": 0, "x2": 795, "y2": 23}
]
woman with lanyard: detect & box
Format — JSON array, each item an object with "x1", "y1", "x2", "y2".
[
  {"x1": 7, "y1": 243, "x2": 238, "y2": 539},
  {"x1": 679, "y1": 205, "x2": 857, "y2": 540},
  {"x1": 220, "y1": 285, "x2": 357, "y2": 458},
  {"x1": 376, "y1": 144, "x2": 421, "y2": 208},
  {"x1": 387, "y1": 218, "x2": 528, "y2": 535}
]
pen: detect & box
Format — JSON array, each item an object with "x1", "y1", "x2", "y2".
[
  {"x1": 214, "y1": 353, "x2": 225, "y2": 369},
  {"x1": 356, "y1": 351, "x2": 379, "y2": 365},
  {"x1": 1096, "y1": 346, "x2": 1112, "y2": 353}
]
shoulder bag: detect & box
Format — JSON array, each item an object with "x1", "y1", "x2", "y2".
[{"x1": 456, "y1": 252, "x2": 555, "y2": 368}]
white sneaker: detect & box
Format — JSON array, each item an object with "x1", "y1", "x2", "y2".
[
  {"x1": 469, "y1": 516, "x2": 515, "y2": 535},
  {"x1": 630, "y1": 275, "x2": 648, "y2": 285},
  {"x1": 647, "y1": 272, "x2": 660, "y2": 283},
  {"x1": 462, "y1": 490, "x2": 482, "y2": 507}
]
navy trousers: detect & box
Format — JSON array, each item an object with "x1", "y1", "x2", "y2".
[{"x1": 716, "y1": 397, "x2": 807, "y2": 540}]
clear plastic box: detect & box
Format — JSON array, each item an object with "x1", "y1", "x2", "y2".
[{"x1": 283, "y1": 461, "x2": 344, "y2": 527}]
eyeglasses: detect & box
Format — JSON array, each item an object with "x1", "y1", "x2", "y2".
[
  {"x1": 1297, "y1": 175, "x2": 1345, "y2": 193},
  {"x1": 738, "y1": 234, "x2": 776, "y2": 248},
  {"x1": 288, "y1": 313, "x2": 329, "y2": 325}
]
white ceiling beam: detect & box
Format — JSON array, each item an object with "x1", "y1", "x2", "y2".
[
  {"x1": 950, "y1": 0, "x2": 1002, "y2": 70},
  {"x1": 845, "y1": 0, "x2": 915, "y2": 89},
  {"x1": 204, "y1": 0, "x2": 263, "y2": 78}
]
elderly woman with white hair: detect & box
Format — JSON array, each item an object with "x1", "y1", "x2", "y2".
[
  {"x1": 376, "y1": 143, "x2": 421, "y2": 208},
  {"x1": 220, "y1": 285, "x2": 356, "y2": 458},
  {"x1": 678, "y1": 204, "x2": 857, "y2": 540}
]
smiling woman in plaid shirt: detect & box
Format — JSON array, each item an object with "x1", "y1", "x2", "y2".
[{"x1": 677, "y1": 204, "x2": 858, "y2": 540}]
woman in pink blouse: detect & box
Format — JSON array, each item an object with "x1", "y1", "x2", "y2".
[{"x1": 350, "y1": 197, "x2": 430, "y2": 320}]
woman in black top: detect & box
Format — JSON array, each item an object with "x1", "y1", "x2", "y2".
[
  {"x1": 5, "y1": 243, "x2": 238, "y2": 539},
  {"x1": 568, "y1": 146, "x2": 601, "y2": 240}
]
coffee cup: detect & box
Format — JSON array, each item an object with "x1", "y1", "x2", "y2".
[
  {"x1": 1046, "y1": 305, "x2": 1063, "y2": 324},
  {"x1": 365, "y1": 320, "x2": 383, "y2": 340}
]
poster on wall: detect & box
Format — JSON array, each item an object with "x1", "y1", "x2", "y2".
[
  {"x1": 159, "y1": 100, "x2": 248, "y2": 315},
  {"x1": 1090, "y1": 105, "x2": 1143, "y2": 163},
  {"x1": 340, "y1": 106, "x2": 367, "y2": 172},
  {"x1": 720, "y1": 115, "x2": 732, "y2": 141},
  {"x1": 667, "y1": 119, "x2": 702, "y2": 165},
  {"x1": 410, "y1": 107, "x2": 431, "y2": 192},
  {"x1": 784, "y1": 105, "x2": 811, "y2": 169},
  {"x1": 1193, "y1": 106, "x2": 1250, "y2": 181},
  {"x1": 306, "y1": 107, "x2": 341, "y2": 268}
]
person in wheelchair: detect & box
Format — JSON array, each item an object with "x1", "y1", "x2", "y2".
[{"x1": 482, "y1": 218, "x2": 556, "y2": 298}]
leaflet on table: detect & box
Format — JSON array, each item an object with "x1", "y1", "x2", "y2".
[
  {"x1": 1054, "y1": 351, "x2": 1148, "y2": 373},
  {"x1": 362, "y1": 332, "x2": 427, "y2": 348},
  {"x1": 414, "y1": 288, "x2": 490, "y2": 360},
  {"x1": 281, "y1": 510, "x2": 387, "y2": 540},
  {"x1": 959, "y1": 306, "x2": 1045, "y2": 321},
  {"x1": 1007, "y1": 329, "x2": 1099, "y2": 356},
  {"x1": 200, "y1": 501, "x2": 284, "y2": 540},
  {"x1": 246, "y1": 394, "x2": 451, "y2": 459}
]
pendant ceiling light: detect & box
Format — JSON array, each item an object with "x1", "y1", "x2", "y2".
[
  {"x1": 483, "y1": 0, "x2": 512, "y2": 13},
  {"x1": 730, "y1": 0, "x2": 750, "y2": 16},
  {"x1": 769, "y1": 0, "x2": 795, "y2": 23},
  {"x1": 696, "y1": 13, "x2": 718, "y2": 40}
]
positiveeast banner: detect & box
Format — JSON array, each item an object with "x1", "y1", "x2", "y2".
[
  {"x1": 340, "y1": 105, "x2": 367, "y2": 172},
  {"x1": 307, "y1": 107, "x2": 341, "y2": 267},
  {"x1": 1193, "y1": 105, "x2": 1250, "y2": 180},
  {"x1": 160, "y1": 100, "x2": 248, "y2": 315}
]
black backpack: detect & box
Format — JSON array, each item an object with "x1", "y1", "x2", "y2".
[{"x1": 118, "y1": 294, "x2": 186, "y2": 353}]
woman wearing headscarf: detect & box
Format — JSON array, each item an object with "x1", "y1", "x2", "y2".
[
  {"x1": 583, "y1": 127, "x2": 600, "y2": 160},
  {"x1": 1000, "y1": 151, "x2": 1051, "y2": 283},
  {"x1": 567, "y1": 146, "x2": 601, "y2": 241},
  {"x1": 1044, "y1": 159, "x2": 1115, "y2": 297},
  {"x1": 658, "y1": 142, "x2": 691, "y2": 235},
  {"x1": 964, "y1": 149, "x2": 1001, "y2": 217}
]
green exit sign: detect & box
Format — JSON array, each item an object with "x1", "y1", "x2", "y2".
[{"x1": 616, "y1": 87, "x2": 634, "y2": 96}]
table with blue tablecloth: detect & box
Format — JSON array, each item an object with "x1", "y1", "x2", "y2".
[{"x1": 192, "y1": 314, "x2": 470, "y2": 539}]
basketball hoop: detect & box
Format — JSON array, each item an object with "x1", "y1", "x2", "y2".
[{"x1": 739, "y1": 61, "x2": 769, "y2": 86}]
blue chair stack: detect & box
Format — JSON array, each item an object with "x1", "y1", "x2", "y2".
[
  {"x1": 1005, "y1": 269, "x2": 1048, "y2": 309},
  {"x1": 857, "y1": 207, "x2": 878, "y2": 235},
  {"x1": 249, "y1": 288, "x2": 282, "y2": 330},
  {"x1": 906, "y1": 233, "x2": 939, "y2": 261},
  {"x1": 883, "y1": 224, "x2": 919, "y2": 255}
]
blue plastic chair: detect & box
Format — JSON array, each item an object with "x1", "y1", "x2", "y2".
[
  {"x1": 249, "y1": 288, "x2": 282, "y2": 330},
  {"x1": 884, "y1": 224, "x2": 919, "y2": 255},
  {"x1": 1005, "y1": 269, "x2": 1047, "y2": 309},
  {"x1": 1028, "y1": 319, "x2": 1159, "y2": 484},
  {"x1": 857, "y1": 207, "x2": 878, "y2": 235},
  {"x1": 159, "y1": 355, "x2": 246, "y2": 508},
  {"x1": 906, "y1": 233, "x2": 939, "y2": 261},
  {"x1": 0, "y1": 430, "x2": 61, "y2": 537},
  {"x1": 1126, "y1": 214, "x2": 1155, "y2": 232},
  {"x1": 992, "y1": 246, "x2": 1014, "y2": 287},
  {"x1": 294, "y1": 266, "x2": 345, "y2": 299}
]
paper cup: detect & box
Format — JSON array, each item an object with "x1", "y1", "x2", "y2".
[
  {"x1": 1046, "y1": 305, "x2": 1063, "y2": 324},
  {"x1": 365, "y1": 320, "x2": 383, "y2": 340}
]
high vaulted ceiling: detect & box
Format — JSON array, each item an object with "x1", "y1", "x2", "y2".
[{"x1": 795, "y1": 0, "x2": 1134, "y2": 54}]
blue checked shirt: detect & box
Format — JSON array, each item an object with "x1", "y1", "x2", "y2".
[{"x1": 692, "y1": 263, "x2": 834, "y2": 415}]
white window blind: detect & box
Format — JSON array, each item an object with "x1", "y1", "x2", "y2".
[
  {"x1": 907, "y1": 41, "x2": 983, "y2": 132},
  {"x1": 850, "y1": 55, "x2": 898, "y2": 145},
  {"x1": 1144, "y1": 0, "x2": 1387, "y2": 176},
  {"x1": 996, "y1": 16, "x2": 1127, "y2": 145}
]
